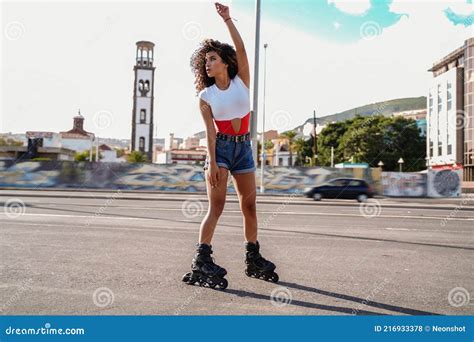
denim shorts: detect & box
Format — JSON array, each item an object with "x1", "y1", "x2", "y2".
[{"x1": 203, "y1": 137, "x2": 256, "y2": 175}]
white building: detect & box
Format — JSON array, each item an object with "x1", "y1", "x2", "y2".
[
  {"x1": 426, "y1": 39, "x2": 471, "y2": 171},
  {"x1": 99, "y1": 144, "x2": 125, "y2": 162},
  {"x1": 59, "y1": 112, "x2": 95, "y2": 153},
  {"x1": 25, "y1": 131, "x2": 62, "y2": 148},
  {"x1": 130, "y1": 41, "x2": 156, "y2": 162}
]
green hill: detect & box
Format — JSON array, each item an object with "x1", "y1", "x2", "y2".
[{"x1": 302, "y1": 96, "x2": 426, "y2": 126}]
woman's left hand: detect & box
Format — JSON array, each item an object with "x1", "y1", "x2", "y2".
[{"x1": 215, "y1": 2, "x2": 230, "y2": 20}]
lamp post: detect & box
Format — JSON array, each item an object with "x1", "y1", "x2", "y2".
[
  {"x1": 260, "y1": 42, "x2": 268, "y2": 194},
  {"x1": 378, "y1": 160, "x2": 384, "y2": 170},
  {"x1": 398, "y1": 157, "x2": 404, "y2": 172}
]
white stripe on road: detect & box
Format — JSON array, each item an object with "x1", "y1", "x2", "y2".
[{"x1": 1, "y1": 209, "x2": 473, "y2": 222}]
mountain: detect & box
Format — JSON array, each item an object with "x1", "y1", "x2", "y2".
[{"x1": 299, "y1": 96, "x2": 426, "y2": 128}]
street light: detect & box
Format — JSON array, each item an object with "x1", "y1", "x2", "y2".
[
  {"x1": 398, "y1": 157, "x2": 404, "y2": 172},
  {"x1": 378, "y1": 160, "x2": 384, "y2": 170},
  {"x1": 260, "y1": 42, "x2": 268, "y2": 194}
]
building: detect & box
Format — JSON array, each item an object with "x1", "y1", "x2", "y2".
[
  {"x1": 99, "y1": 144, "x2": 126, "y2": 162},
  {"x1": 131, "y1": 41, "x2": 156, "y2": 163},
  {"x1": 60, "y1": 111, "x2": 95, "y2": 152},
  {"x1": 427, "y1": 37, "x2": 474, "y2": 181},
  {"x1": 0, "y1": 145, "x2": 75, "y2": 161},
  {"x1": 155, "y1": 148, "x2": 206, "y2": 165},
  {"x1": 393, "y1": 109, "x2": 427, "y2": 137}
]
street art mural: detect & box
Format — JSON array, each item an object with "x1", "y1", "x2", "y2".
[
  {"x1": 0, "y1": 161, "x2": 381, "y2": 194},
  {"x1": 382, "y1": 172, "x2": 426, "y2": 197},
  {"x1": 382, "y1": 169, "x2": 462, "y2": 198}
]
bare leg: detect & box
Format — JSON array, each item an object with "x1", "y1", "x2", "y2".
[
  {"x1": 198, "y1": 167, "x2": 229, "y2": 244},
  {"x1": 231, "y1": 171, "x2": 257, "y2": 242}
]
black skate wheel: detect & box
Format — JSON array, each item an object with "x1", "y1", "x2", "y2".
[
  {"x1": 269, "y1": 273, "x2": 279, "y2": 283},
  {"x1": 245, "y1": 269, "x2": 252, "y2": 277},
  {"x1": 261, "y1": 273, "x2": 269, "y2": 281},
  {"x1": 182, "y1": 272, "x2": 192, "y2": 283},
  {"x1": 218, "y1": 278, "x2": 228, "y2": 289}
]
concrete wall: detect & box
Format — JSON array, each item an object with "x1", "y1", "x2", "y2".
[{"x1": 0, "y1": 161, "x2": 381, "y2": 194}]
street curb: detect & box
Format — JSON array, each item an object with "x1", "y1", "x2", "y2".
[{"x1": 1, "y1": 190, "x2": 473, "y2": 211}]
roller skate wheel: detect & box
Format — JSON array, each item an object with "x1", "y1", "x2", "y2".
[
  {"x1": 245, "y1": 269, "x2": 252, "y2": 277},
  {"x1": 218, "y1": 278, "x2": 228, "y2": 289},
  {"x1": 182, "y1": 272, "x2": 192, "y2": 283},
  {"x1": 269, "y1": 272, "x2": 279, "y2": 283}
]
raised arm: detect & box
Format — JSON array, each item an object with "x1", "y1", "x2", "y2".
[{"x1": 215, "y1": 2, "x2": 250, "y2": 88}]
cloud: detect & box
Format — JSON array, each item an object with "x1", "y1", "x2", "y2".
[
  {"x1": 444, "y1": 0, "x2": 474, "y2": 27},
  {"x1": 327, "y1": 0, "x2": 371, "y2": 15}
]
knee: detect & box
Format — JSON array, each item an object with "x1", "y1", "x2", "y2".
[
  {"x1": 208, "y1": 199, "x2": 226, "y2": 218},
  {"x1": 241, "y1": 199, "x2": 257, "y2": 217}
]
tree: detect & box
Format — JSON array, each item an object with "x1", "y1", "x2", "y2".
[
  {"x1": 0, "y1": 138, "x2": 23, "y2": 146},
  {"x1": 280, "y1": 130, "x2": 297, "y2": 166},
  {"x1": 317, "y1": 121, "x2": 348, "y2": 166},
  {"x1": 74, "y1": 151, "x2": 102, "y2": 162},
  {"x1": 293, "y1": 137, "x2": 306, "y2": 166},
  {"x1": 317, "y1": 115, "x2": 426, "y2": 171},
  {"x1": 127, "y1": 151, "x2": 147, "y2": 163}
]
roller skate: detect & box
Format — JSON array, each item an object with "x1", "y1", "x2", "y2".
[
  {"x1": 244, "y1": 241, "x2": 279, "y2": 283},
  {"x1": 182, "y1": 243, "x2": 228, "y2": 290}
]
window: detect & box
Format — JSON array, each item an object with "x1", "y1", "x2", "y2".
[
  {"x1": 139, "y1": 137, "x2": 145, "y2": 152},
  {"x1": 349, "y1": 180, "x2": 362, "y2": 187},
  {"x1": 447, "y1": 82, "x2": 452, "y2": 111},
  {"x1": 448, "y1": 144, "x2": 452, "y2": 155},
  {"x1": 437, "y1": 84, "x2": 442, "y2": 113},
  {"x1": 140, "y1": 109, "x2": 146, "y2": 123},
  {"x1": 429, "y1": 140, "x2": 433, "y2": 157}
]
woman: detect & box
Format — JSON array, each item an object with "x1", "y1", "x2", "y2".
[{"x1": 182, "y1": 2, "x2": 278, "y2": 289}]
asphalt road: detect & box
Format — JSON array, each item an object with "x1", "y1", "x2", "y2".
[{"x1": 1, "y1": 189, "x2": 473, "y2": 316}]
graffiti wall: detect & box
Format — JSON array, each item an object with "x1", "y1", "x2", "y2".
[
  {"x1": 0, "y1": 161, "x2": 381, "y2": 194},
  {"x1": 382, "y1": 172, "x2": 426, "y2": 197},
  {"x1": 382, "y1": 169, "x2": 462, "y2": 197},
  {"x1": 427, "y1": 169, "x2": 462, "y2": 197}
]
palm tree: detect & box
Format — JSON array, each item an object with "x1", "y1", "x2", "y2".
[
  {"x1": 127, "y1": 151, "x2": 148, "y2": 163},
  {"x1": 293, "y1": 136, "x2": 306, "y2": 166},
  {"x1": 280, "y1": 130, "x2": 297, "y2": 166}
]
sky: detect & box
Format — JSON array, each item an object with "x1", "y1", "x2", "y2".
[{"x1": 1, "y1": 0, "x2": 473, "y2": 140}]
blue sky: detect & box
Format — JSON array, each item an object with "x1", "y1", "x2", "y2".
[
  {"x1": 1, "y1": 0, "x2": 474, "y2": 141},
  {"x1": 236, "y1": 0, "x2": 410, "y2": 43}
]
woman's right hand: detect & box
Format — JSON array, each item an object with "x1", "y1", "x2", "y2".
[{"x1": 208, "y1": 161, "x2": 220, "y2": 189}]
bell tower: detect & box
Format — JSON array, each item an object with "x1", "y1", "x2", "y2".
[{"x1": 131, "y1": 41, "x2": 155, "y2": 162}]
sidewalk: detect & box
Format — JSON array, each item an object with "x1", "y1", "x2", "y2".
[{"x1": 1, "y1": 187, "x2": 473, "y2": 210}]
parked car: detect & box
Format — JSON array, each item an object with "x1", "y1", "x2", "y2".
[{"x1": 303, "y1": 178, "x2": 375, "y2": 202}]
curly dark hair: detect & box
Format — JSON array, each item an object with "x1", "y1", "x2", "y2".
[{"x1": 190, "y1": 38, "x2": 238, "y2": 95}]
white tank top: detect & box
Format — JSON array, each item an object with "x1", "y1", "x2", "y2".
[{"x1": 198, "y1": 74, "x2": 250, "y2": 121}]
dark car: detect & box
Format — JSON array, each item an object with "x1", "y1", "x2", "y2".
[{"x1": 303, "y1": 178, "x2": 375, "y2": 202}]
